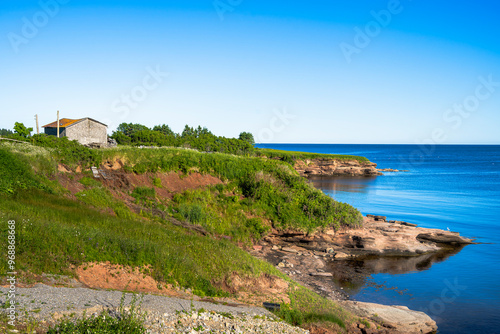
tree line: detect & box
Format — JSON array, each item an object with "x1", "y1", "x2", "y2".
[
  {"x1": 1, "y1": 121, "x2": 256, "y2": 155},
  {"x1": 111, "y1": 123, "x2": 255, "y2": 155}
]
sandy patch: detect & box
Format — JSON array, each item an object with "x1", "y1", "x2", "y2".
[{"x1": 76, "y1": 262, "x2": 179, "y2": 297}]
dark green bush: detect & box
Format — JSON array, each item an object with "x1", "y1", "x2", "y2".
[
  {"x1": 131, "y1": 187, "x2": 156, "y2": 201},
  {"x1": 0, "y1": 147, "x2": 49, "y2": 195},
  {"x1": 31, "y1": 134, "x2": 99, "y2": 168}
]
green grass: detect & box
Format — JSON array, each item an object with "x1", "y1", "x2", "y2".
[
  {"x1": 131, "y1": 186, "x2": 156, "y2": 202},
  {"x1": 275, "y1": 284, "x2": 349, "y2": 329},
  {"x1": 76, "y1": 180, "x2": 133, "y2": 219},
  {"x1": 46, "y1": 293, "x2": 146, "y2": 334},
  {"x1": 0, "y1": 141, "x2": 360, "y2": 331},
  {"x1": 0, "y1": 144, "x2": 56, "y2": 195},
  {"x1": 0, "y1": 190, "x2": 279, "y2": 296},
  {"x1": 255, "y1": 148, "x2": 370, "y2": 164},
  {"x1": 103, "y1": 147, "x2": 363, "y2": 232},
  {"x1": 171, "y1": 186, "x2": 269, "y2": 242}
]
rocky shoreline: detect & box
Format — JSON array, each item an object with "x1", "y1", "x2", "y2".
[
  {"x1": 293, "y1": 158, "x2": 412, "y2": 177},
  {"x1": 294, "y1": 158, "x2": 382, "y2": 177},
  {"x1": 249, "y1": 215, "x2": 474, "y2": 333}
]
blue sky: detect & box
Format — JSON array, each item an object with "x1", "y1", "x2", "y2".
[{"x1": 1, "y1": 0, "x2": 499, "y2": 143}]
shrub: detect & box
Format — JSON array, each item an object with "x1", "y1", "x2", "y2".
[
  {"x1": 79, "y1": 176, "x2": 101, "y2": 188},
  {"x1": 46, "y1": 293, "x2": 146, "y2": 334},
  {"x1": 131, "y1": 187, "x2": 156, "y2": 202},
  {"x1": 152, "y1": 177, "x2": 162, "y2": 188},
  {"x1": 31, "y1": 134, "x2": 99, "y2": 168},
  {"x1": 0, "y1": 146, "x2": 50, "y2": 195},
  {"x1": 178, "y1": 203, "x2": 204, "y2": 223}
]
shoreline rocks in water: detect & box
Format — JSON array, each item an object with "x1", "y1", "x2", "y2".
[
  {"x1": 377, "y1": 168, "x2": 410, "y2": 172},
  {"x1": 294, "y1": 158, "x2": 382, "y2": 177},
  {"x1": 262, "y1": 215, "x2": 474, "y2": 260},
  {"x1": 293, "y1": 158, "x2": 410, "y2": 177},
  {"x1": 251, "y1": 215, "x2": 473, "y2": 333},
  {"x1": 349, "y1": 215, "x2": 475, "y2": 256}
]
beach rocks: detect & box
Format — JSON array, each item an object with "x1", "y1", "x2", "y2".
[
  {"x1": 277, "y1": 260, "x2": 294, "y2": 268},
  {"x1": 377, "y1": 168, "x2": 409, "y2": 172},
  {"x1": 334, "y1": 252, "x2": 350, "y2": 259},
  {"x1": 309, "y1": 272, "x2": 333, "y2": 277},
  {"x1": 339, "y1": 300, "x2": 438, "y2": 334},
  {"x1": 367, "y1": 214, "x2": 387, "y2": 221},
  {"x1": 1, "y1": 284, "x2": 310, "y2": 334}
]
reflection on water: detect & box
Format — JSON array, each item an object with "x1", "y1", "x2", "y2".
[
  {"x1": 329, "y1": 246, "x2": 465, "y2": 295},
  {"x1": 308, "y1": 175, "x2": 377, "y2": 194}
]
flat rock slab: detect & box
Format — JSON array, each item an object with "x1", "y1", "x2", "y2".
[
  {"x1": 417, "y1": 233, "x2": 473, "y2": 244},
  {"x1": 327, "y1": 216, "x2": 474, "y2": 256},
  {"x1": 309, "y1": 272, "x2": 333, "y2": 277},
  {"x1": 340, "y1": 300, "x2": 438, "y2": 334}
]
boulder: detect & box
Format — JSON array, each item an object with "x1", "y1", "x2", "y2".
[
  {"x1": 367, "y1": 214, "x2": 387, "y2": 221},
  {"x1": 339, "y1": 300, "x2": 438, "y2": 334},
  {"x1": 416, "y1": 233, "x2": 473, "y2": 244},
  {"x1": 309, "y1": 272, "x2": 333, "y2": 277},
  {"x1": 334, "y1": 252, "x2": 350, "y2": 259}
]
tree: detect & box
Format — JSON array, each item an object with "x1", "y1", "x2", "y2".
[
  {"x1": 239, "y1": 132, "x2": 255, "y2": 145},
  {"x1": 13, "y1": 122, "x2": 33, "y2": 138},
  {"x1": 181, "y1": 125, "x2": 195, "y2": 138},
  {"x1": 110, "y1": 131, "x2": 131, "y2": 145},
  {"x1": 116, "y1": 123, "x2": 149, "y2": 137},
  {"x1": 152, "y1": 124, "x2": 175, "y2": 137},
  {"x1": 0, "y1": 128, "x2": 13, "y2": 136}
]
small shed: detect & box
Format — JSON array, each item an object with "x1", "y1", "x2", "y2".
[{"x1": 42, "y1": 118, "x2": 108, "y2": 146}]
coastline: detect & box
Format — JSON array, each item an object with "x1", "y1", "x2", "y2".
[
  {"x1": 259, "y1": 154, "x2": 473, "y2": 333},
  {"x1": 250, "y1": 213, "x2": 473, "y2": 333},
  {"x1": 1, "y1": 141, "x2": 482, "y2": 333}
]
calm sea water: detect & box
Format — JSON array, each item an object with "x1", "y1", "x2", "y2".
[{"x1": 256, "y1": 144, "x2": 500, "y2": 334}]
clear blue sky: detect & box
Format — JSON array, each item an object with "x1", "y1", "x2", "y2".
[{"x1": 1, "y1": 0, "x2": 499, "y2": 144}]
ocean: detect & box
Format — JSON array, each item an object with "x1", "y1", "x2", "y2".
[{"x1": 255, "y1": 144, "x2": 500, "y2": 334}]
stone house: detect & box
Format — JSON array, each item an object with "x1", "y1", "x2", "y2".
[{"x1": 42, "y1": 118, "x2": 108, "y2": 146}]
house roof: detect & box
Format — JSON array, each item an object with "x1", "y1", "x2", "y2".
[{"x1": 42, "y1": 118, "x2": 107, "y2": 128}]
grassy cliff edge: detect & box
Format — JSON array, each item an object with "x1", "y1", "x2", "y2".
[{"x1": 0, "y1": 140, "x2": 370, "y2": 331}]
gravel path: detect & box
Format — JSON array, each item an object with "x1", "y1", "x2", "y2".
[{"x1": 0, "y1": 284, "x2": 309, "y2": 333}]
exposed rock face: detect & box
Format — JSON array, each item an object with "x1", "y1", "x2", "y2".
[
  {"x1": 340, "y1": 300, "x2": 438, "y2": 334},
  {"x1": 262, "y1": 216, "x2": 473, "y2": 260},
  {"x1": 330, "y1": 216, "x2": 474, "y2": 257},
  {"x1": 416, "y1": 233, "x2": 473, "y2": 245},
  {"x1": 294, "y1": 159, "x2": 382, "y2": 177},
  {"x1": 252, "y1": 219, "x2": 453, "y2": 334}
]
